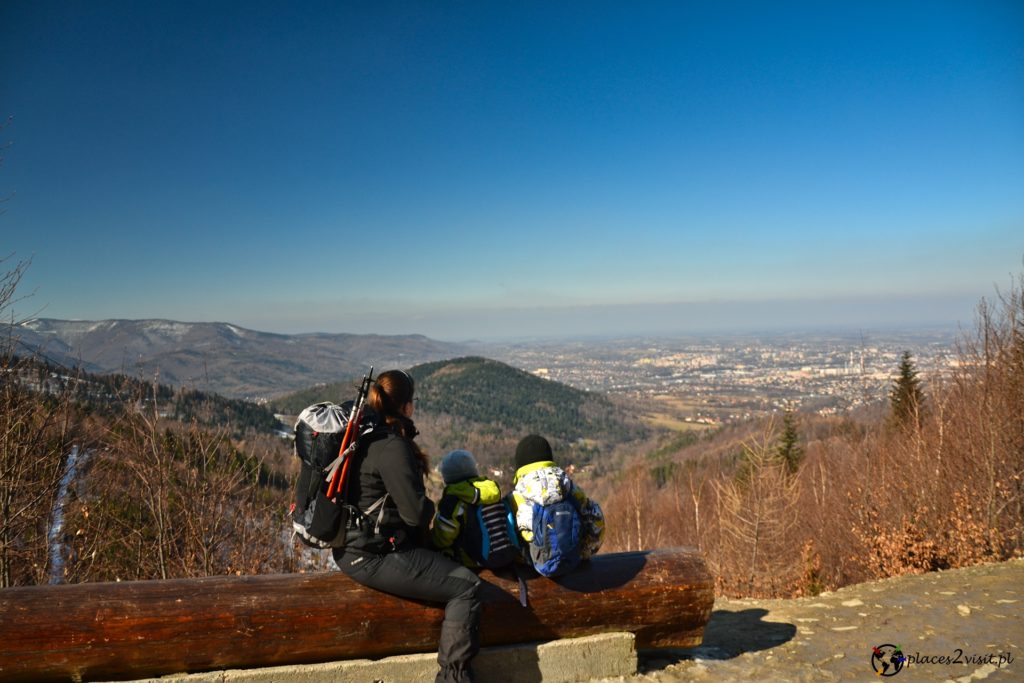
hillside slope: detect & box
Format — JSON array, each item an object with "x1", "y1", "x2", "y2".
[{"x1": 7, "y1": 356, "x2": 284, "y2": 437}]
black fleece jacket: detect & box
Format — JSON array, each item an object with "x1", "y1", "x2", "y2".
[{"x1": 342, "y1": 431, "x2": 434, "y2": 553}]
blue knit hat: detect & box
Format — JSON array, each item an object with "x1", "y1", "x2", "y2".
[{"x1": 440, "y1": 449, "x2": 479, "y2": 484}]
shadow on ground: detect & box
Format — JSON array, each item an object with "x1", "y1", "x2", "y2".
[{"x1": 639, "y1": 608, "x2": 796, "y2": 672}]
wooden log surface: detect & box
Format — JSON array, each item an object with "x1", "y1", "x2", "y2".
[{"x1": 0, "y1": 547, "x2": 713, "y2": 683}]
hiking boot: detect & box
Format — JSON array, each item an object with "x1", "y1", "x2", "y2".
[{"x1": 435, "y1": 663, "x2": 475, "y2": 683}]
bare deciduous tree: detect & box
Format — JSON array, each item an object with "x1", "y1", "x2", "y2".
[
  {"x1": 0, "y1": 257, "x2": 79, "y2": 586},
  {"x1": 715, "y1": 423, "x2": 800, "y2": 596},
  {"x1": 64, "y1": 385, "x2": 290, "y2": 582}
]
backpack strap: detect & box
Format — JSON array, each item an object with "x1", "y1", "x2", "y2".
[
  {"x1": 323, "y1": 438, "x2": 360, "y2": 483},
  {"x1": 362, "y1": 493, "x2": 390, "y2": 536},
  {"x1": 323, "y1": 422, "x2": 386, "y2": 483},
  {"x1": 513, "y1": 563, "x2": 529, "y2": 608}
]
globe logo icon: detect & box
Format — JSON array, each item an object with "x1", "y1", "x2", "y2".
[{"x1": 871, "y1": 644, "x2": 907, "y2": 676}]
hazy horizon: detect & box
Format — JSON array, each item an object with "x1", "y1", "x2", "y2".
[{"x1": 22, "y1": 294, "x2": 973, "y2": 346}]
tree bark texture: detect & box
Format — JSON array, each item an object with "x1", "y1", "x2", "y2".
[{"x1": 0, "y1": 547, "x2": 713, "y2": 682}]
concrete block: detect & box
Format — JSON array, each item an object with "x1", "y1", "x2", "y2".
[
  {"x1": 476, "y1": 633, "x2": 637, "y2": 683},
  {"x1": 111, "y1": 633, "x2": 636, "y2": 683}
]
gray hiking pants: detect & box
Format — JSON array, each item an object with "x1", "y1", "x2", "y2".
[{"x1": 336, "y1": 546, "x2": 482, "y2": 682}]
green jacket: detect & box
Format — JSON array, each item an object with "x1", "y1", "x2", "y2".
[{"x1": 431, "y1": 476, "x2": 502, "y2": 567}]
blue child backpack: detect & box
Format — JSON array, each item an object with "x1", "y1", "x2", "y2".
[
  {"x1": 462, "y1": 498, "x2": 520, "y2": 570},
  {"x1": 529, "y1": 498, "x2": 583, "y2": 577}
]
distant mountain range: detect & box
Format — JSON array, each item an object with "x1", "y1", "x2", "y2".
[{"x1": 11, "y1": 318, "x2": 470, "y2": 399}]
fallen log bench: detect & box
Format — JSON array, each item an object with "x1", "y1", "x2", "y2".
[{"x1": 0, "y1": 547, "x2": 714, "y2": 683}]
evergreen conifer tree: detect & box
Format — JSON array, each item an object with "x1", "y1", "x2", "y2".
[
  {"x1": 889, "y1": 350, "x2": 926, "y2": 427},
  {"x1": 776, "y1": 409, "x2": 804, "y2": 474}
]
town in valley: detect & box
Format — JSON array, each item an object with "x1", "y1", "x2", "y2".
[{"x1": 483, "y1": 328, "x2": 959, "y2": 429}]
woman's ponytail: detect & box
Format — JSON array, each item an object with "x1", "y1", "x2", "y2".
[{"x1": 369, "y1": 369, "x2": 429, "y2": 474}]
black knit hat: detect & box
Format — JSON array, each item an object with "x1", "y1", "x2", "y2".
[{"x1": 515, "y1": 434, "x2": 553, "y2": 469}]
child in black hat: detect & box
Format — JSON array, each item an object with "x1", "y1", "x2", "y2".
[{"x1": 510, "y1": 434, "x2": 605, "y2": 574}]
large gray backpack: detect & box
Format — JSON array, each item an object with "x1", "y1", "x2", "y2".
[{"x1": 290, "y1": 401, "x2": 386, "y2": 549}]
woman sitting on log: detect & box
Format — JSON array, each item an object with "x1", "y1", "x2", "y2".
[{"x1": 333, "y1": 369, "x2": 482, "y2": 683}]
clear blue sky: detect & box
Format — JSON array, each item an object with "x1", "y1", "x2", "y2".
[{"x1": 2, "y1": 1, "x2": 1022, "y2": 341}]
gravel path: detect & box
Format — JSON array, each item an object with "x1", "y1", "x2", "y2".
[{"x1": 602, "y1": 558, "x2": 1023, "y2": 682}]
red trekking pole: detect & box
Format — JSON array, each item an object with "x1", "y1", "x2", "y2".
[{"x1": 325, "y1": 367, "x2": 374, "y2": 499}]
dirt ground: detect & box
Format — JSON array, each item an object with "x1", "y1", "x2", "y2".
[{"x1": 601, "y1": 558, "x2": 1023, "y2": 682}]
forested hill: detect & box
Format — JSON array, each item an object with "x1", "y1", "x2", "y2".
[
  {"x1": 273, "y1": 356, "x2": 648, "y2": 466},
  {"x1": 411, "y1": 356, "x2": 644, "y2": 445}
]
